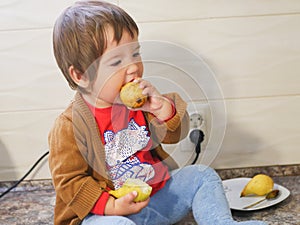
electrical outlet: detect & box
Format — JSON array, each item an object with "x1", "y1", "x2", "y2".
[
  {"x1": 166, "y1": 102, "x2": 209, "y2": 165},
  {"x1": 161, "y1": 102, "x2": 211, "y2": 166},
  {"x1": 181, "y1": 102, "x2": 210, "y2": 151},
  {"x1": 190, "y1": 113, "x2": 203, "y2": 129}
]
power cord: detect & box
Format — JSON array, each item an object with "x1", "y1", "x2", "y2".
[
  {"x1": 0, "y1": 151, "x2": 49, "y2": 199},
  {"x1": 190, "y1": 129, "x2": 205, "y2": 165}
]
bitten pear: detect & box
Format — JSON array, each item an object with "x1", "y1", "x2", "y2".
[
  {"x1": 120, "y1": 81, "x2": 147, "y2": 108},
  {"x1": 109, "y1": 178, "x2": 152, "y2": 202}
]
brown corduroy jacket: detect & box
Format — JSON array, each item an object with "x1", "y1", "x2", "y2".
[{"x1": 48, "y1": 92, "x2": 189, "y2": 225}]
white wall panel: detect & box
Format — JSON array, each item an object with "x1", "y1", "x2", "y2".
[
  {"x1": 139, "y1": 14, "x2": 300, "y2": 99},
  {"x1": 0, "y1": 29, "x2": 74, "y2": 112},
  {"x1": 121, "y1": 0, "x2": 300, "y2": 22},
  {"x1": 0, "y1": 0, "x2": 299, "y2": 181},
  {"x1": 0, "y1": 0, "x2": 118, "y2": 30},
  {"x1": 211, "y1": 96, "x2": 300, "y2": 168},
  {"x1": 0, "y1": 110, "x2": 62, "y2": 181},
  {"x1": 0, "y1": 0, "x2": 76, "y2": 30}
]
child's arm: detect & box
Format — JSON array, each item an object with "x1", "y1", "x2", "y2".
[
  {"x1": 48, "y1": 113, "x2": 106, "y2": 220},
  {"x1": 135, "y1": 79, "x2": 175, "y2": 121},
  {"x1": 135, "y1": 79, "x2": 189, "y2": 139},
  {"x1": 104, "y1": 192, "x2": 150, "y2": 215},
  {"x1": 91, "y1": 191, "x2": 149, "y2": 216},
  {"x1": 139, "y1": 82, "x2": 190, "y2": 170},
  {"x1": 144, "y1": 90, "x2": 190, "y2": 145}
]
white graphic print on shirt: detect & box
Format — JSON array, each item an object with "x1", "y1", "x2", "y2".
[{"x1": 104, "y1": 119, "x2": 155, "y2": 189}]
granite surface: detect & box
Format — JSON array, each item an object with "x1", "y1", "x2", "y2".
[
  {"x1": 216, "y1": 164, "x2": 300, "y2": 180},
  {"x1": 0, "y1": 165, "x2": 299, "y2": 225}
]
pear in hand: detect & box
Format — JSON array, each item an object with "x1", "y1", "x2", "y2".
[
  {"x1": 109, "y1": 178, "x2": 152, "y2": 202},
  {"x1": 120, "y1": 81, "x2": 147, "y2": 108}
]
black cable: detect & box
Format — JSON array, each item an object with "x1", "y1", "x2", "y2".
[
  {"x1": 189, "y1": 129, "x2": 204, "y2": 165},
  {"x1": 0, "y1": 151, "x2": 49, "y2": 199}
]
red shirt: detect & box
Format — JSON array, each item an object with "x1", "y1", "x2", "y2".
[{"x1": 87, "y1": 103, "x2": 170, "y2": 215}]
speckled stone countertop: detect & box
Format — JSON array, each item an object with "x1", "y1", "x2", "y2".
[{"x1": 0, "y1": 165, "x2": 299, "y2": 225}]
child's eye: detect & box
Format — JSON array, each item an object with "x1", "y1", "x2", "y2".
[
  {"x1": 133, "y1": 52, "x2": 141, "y2": 58},
  {"x1": 110, "y1": 60, "x2": 122, "y2": 67}
]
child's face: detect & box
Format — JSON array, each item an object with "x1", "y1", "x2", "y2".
[{"x1": 88, "y1": 26, "x2": 143, "y2": 107}]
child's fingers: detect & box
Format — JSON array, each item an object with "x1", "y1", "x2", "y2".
[
  {"x1": 138, "y1": 80, "x2": 159, "y2": 96},
  {"x1": 122, "y1": 191, "x2": 138, "y2": 203},
  {"x1": 132, "y1": 77, "x2": 142, "y2": 83},
  {"x1": 133, "y1": 79, "x2": 158, "y2": 95}
]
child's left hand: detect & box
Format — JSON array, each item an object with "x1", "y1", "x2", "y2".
[{"x1": 133, "y1": 79, "x2": 174, "y2": 121}]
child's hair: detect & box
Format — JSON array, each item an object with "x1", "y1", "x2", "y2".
[{"x1": 53, "y1": 0, "x2": 139, "y2": 91}]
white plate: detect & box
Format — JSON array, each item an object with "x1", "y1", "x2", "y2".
[{"x1": 222, "y1": 178, "x2": 290, "y2": 211}]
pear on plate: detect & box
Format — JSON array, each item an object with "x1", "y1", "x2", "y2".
[
  {"x1": 240, "y1": 174, "x2": 274, "y2": 197},
  {"x1": 109, "y1": 178, "x2": 152, "y2": 202}
]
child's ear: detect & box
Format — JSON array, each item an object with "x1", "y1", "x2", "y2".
[{"x1": 68, "y1": 65, "x2": 89, "y2": 88}]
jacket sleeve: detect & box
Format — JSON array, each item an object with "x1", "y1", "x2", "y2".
[{"x1": 48, "y1": 113, "x2": 106, "y2": 220}]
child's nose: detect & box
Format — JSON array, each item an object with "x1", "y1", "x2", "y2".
[{"x1": 126, "y1": 62, "x2": 139, "y2": 78}]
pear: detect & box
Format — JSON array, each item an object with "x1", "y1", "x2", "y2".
[
  {"x1": 120, "y1": 81, "x2": 147, "y2": 108},
  {"x1": 240, "y1": 174, "x2": 274, "y2": 197},
  {"x1": 109, "y1": 178, "x2": 152, "y2": 202}
]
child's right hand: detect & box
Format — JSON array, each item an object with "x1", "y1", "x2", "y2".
[{"x1": 104, "y1": 191, "x2": 150, "y2": 215}]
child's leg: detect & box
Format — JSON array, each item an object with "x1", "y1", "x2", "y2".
[
  {"x1": 128, "y1": 165, "x2": 267, "y2": 225},
  {"x1": 82, "y1": 214, "x2": 136, "y2": 225}
]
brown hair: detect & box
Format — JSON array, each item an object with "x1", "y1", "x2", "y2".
[{"x1": 53, "y1": 0, "x2": 139, "y2": 91}]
